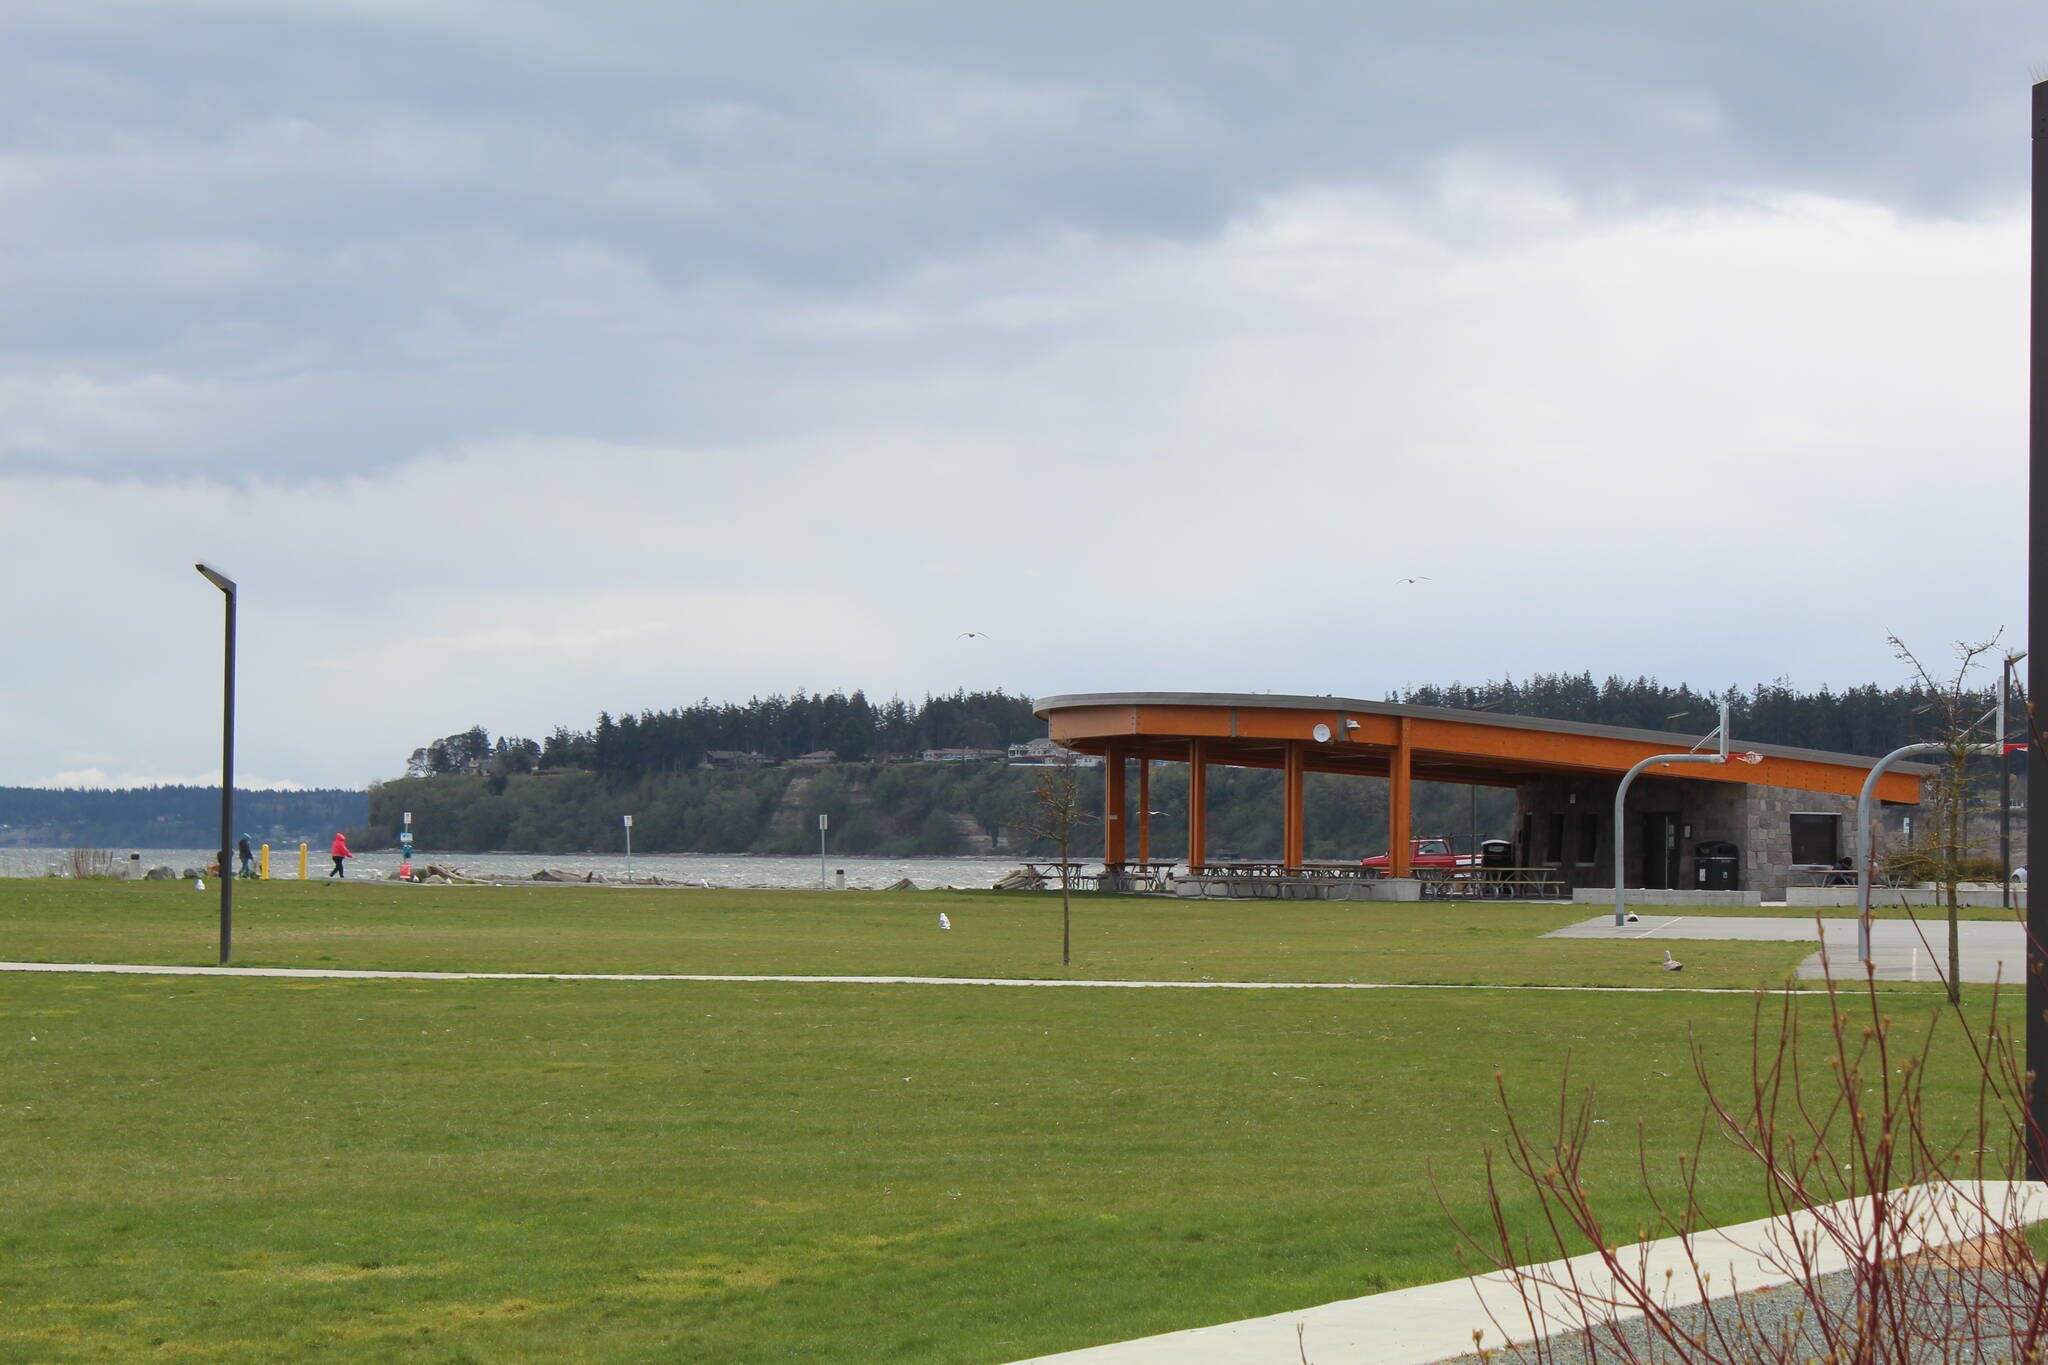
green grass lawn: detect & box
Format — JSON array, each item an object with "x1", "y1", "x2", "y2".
[
  {"x1": 0, "y1": 881, "x2": 2018, "y2": 1362},
  {"x1": 0, "y1": 970, "x2": 2007, "y2": 1364},
  {"x1": 0, "y1": 880, "x2": 1824, "y2": 991}
]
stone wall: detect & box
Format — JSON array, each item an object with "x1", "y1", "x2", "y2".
[
  {"x1": 1737, "y1": 787, "x2": 1860, "y2": 900},
  {"x1": 1514, "y1": 776, "x2": 1875, "y2": 899}
]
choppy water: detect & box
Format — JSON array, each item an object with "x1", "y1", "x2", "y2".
[{"x1": 0, "y1": 848, "x2": 1108, "y2": 891}]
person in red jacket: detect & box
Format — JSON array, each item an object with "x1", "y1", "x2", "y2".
[{"x1": 329, "y1": 832, "x2": 352, "y2": 879}]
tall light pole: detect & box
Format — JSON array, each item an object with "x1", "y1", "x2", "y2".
[
  {"x1": 2000, "y1": 653, "x2": 2026, "y2": 909},
  {"x1": 195, "y1": 562, "x2": 236, "y2": 965},
  {"x1": 2026, "y1": 76, "x2": 2047, "y2": 1179}
]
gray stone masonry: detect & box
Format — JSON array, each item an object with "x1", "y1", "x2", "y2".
[{"x1": 1517, "y1": 776, "x2": 1871, "y2": 900}]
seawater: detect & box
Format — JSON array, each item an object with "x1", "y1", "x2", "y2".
[{"x1": 0, "y1": 848, "x2": 1090, "y2": 891}]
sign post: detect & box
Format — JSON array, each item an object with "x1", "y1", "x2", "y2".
[
  {"x1": 624, "y1": 814, "x2": 633, "y2": 864},
  {"x1": 818, "y1": 812, "x2": 829, "y2": 889}
]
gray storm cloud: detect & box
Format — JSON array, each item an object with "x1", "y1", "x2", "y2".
[{"x1": 0, "y1": 1, "x2": 2037, "y2": 785}]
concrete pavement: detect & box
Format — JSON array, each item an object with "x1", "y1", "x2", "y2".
[
  {"x1": 0, "y1": 961, "x2": 1777, "y2": 992},
  {"x1": 1545, "y1": 914, "x2": 2027, "y2": 984},
  {"x1": 1003, "y1": 1182, "x2": 2048, "y2": 1364}
]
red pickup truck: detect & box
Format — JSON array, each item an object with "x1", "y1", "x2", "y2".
[{"x1": 1359, "y1": 837, "x2": 1479, "y2": 876}]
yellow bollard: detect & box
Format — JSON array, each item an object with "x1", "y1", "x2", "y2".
[
  {"x1": 260, "y1": 844, "x2": 270, "y2": 880},
  {"x1": 299, "y1": 842, "x2": 309, "y2": 880}
]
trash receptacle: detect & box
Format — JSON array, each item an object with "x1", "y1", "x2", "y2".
[
  {"x1": 1695, "y1": 840, "x2": 1739, "y2": 891},
  {"x1": 1478, "y1": 839, "x2": 1514, "y2": 898}
]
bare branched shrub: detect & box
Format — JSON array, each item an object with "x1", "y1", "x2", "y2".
[
  {"x1": 1439, "y1": 955, "x2": 2048, "y2": 1363},
  {"x1": 1011, "y1": 756, "x2": 1096, "y2": 967},
  {"x1": 65, "y1": 847, "x2": 118, "y2": 879},
  {"x1": 1890, "y1": 633, "x2": 2004, "y2": 1004}
]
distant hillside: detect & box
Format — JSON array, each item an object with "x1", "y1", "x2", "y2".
[
  {"x1": 0, "y1": 787, "x2": 367, "y2": 850},
  {"x1": 402, "y1": 688, "x2": 1042, "y2": 783},
  {"x1": 365, "y1": 762, "x2": 1509, "y2": 859},
  {"x1": 369, "y1": 669, "x2": 2012, "y2": 857}
]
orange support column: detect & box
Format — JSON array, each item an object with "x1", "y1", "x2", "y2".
[
  {"x1": 1283, "y1": 740, "x2": 1306, "y2": 868},
  {"x1": 1137, "y1": 759, "x2": 1151, "y2": 864},
  {"x1": 1187, "y1": 739, "x2": 1208, "y2": 868},
  {"x1": 1389, "y1": 717, "x2": 1413, "y2": 877},
  {"x1": 1103, "y1": 740, "x2": 1127, "y2": 864}
]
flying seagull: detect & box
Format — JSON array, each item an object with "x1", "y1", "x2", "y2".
[
  {"x1": 1394, "y1": 575, "x2": 1431, "y2": 585},
  {"x1": 958, "y1": 631, "x2": 991, "y2": 640},
  {"x1": 1662, "y1": 950, "x2": 1683, "y2": 972}
]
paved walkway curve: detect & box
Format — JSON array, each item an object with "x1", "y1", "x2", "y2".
[
  {"x1": 0, "y1": 960, "x2": 1815, "y2": 994},
  {"x1": 1004, "y1": 1181, "x2": 2048, "y2": 1364},
  {"x1": 1546, "y1": 914, "x2": 2025, "y2": 983}
]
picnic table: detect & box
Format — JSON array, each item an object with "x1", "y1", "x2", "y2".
[
  {"x1": 1790, "y1": 863, "x2": 1876, "y2": 888},
  {"x1": 1187, "y1": 861, "x2": 1286, "y2": 877},
  {"x1": 1103, "y1": 860, "x2": 1179, "y2": 891},
  {"x1": 1419, "y1": 866, "x2": 1571, "y2": 900}
]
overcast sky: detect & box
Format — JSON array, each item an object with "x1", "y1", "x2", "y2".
[{"x1": 3, "y1": 2, "x2": 2041, "y2": 790}]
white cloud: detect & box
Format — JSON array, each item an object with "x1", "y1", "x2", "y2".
[{"x1": 0, "y1": 168, "x2": 2025, "y2": 786}]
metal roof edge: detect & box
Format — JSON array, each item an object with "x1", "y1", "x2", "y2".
[{"x1": 1032, "y1": 691, "x2": 1939, "y2": 776}]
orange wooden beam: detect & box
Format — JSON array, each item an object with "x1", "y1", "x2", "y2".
[
  {"x1": 1045, "y1": 704, "x2": 1921, "y2": 804},
  {"x1": 1137, "y1": 759, "x2": 1150, "y2": 864},
  {"x1": 1389, "y1": 716, "x2": 1412, "y2": 876},
  {"x1": 1188, "y1": 738, "x2": 1208, "y2": 868},
  {"x1": 1103, "y1": 740, "x2": 1126, "y2": 864},
  {"x1": 1283, "y1": 740, "x2": 1306, "y2": 867}
]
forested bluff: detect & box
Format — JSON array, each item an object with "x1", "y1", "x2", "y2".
[
  {"x1": 353, "y1": 675, "x2": 1990, "y2": 859},
  {"x1": 3, "y1": 678, "x2": 1994, "y2": 856}
]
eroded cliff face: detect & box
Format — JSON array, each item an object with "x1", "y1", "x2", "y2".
[{"x1": 763, "y1": 768, "x2": 1003, "y2": 855}]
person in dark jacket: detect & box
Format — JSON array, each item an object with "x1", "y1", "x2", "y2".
[
  {"x1": 329, "y1": 832, "x2": 352, "y2": 879},
  {"x1": 236, "y1": 834, "x2": 255, "y2": 880}
]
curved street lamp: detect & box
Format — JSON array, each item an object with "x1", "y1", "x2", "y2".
[
  {"x1": 195, "y1": 562, "x2": 236, "y2": 965},
  {"x1": 1612, "y1": 702, "x2": 1760, "y2": 927}
]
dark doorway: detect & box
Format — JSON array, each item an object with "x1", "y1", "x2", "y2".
[{"x1": 1639, "y1": 812, "x2": 1681, "y2": 890}]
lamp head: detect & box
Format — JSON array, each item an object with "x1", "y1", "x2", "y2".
[{"x1": 195, "y1": 562, "x2": 237, "y2": 595}]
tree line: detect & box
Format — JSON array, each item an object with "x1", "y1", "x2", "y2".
[
  {"x1": 369, "y1": 669, "x2": 2026, "y2": 857},
  {"x1": 404, "y1": 689, "x2": 1042, "y2": 785},
  {"x1": 407, "y1": 673, "x2": 2012, "y2": 792},
  {"x1": 365, "y1": 761, "x2": 1508, "y2": 860},
  {"x1": 1393, "y1": 672, "x2": 2010, "y2": 754}
]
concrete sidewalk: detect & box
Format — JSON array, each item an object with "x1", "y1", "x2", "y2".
[
  {"x1": 1545, "y1": 914, "x2": 2025, "y2": 984},
  {"x1": 0, "y1": 961, "x2": 1773, "y2": 993},
  {"x1": 1003, "y1": 1182, "x2": 2048, "y2": 1365}
]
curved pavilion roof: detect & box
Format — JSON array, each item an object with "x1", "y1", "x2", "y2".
[{"x1": 1035, "y1": 691, "x2": 1926, "y2": 802}]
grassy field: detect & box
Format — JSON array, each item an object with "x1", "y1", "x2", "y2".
[
  {"x1": 0, "y1": 880, "x2": 1831, "y2": 990},
  {"x1": 0, "y1": 881, "x2": 2020, "y2": 1362},
  {"x1": 1, "y1": 971, "x2": 2010, "y2": 1364}
]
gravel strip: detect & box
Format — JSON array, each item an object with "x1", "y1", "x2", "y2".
[{"x1": 1429, "y1": 1265, "x2": 2044, "y2": 1363}]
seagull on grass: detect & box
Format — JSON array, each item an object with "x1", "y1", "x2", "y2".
[
  {"x1": 1662, "y1": 951, "x2": 1683, "y2": 972},
  {"x1": 938, "y1": 912, "x2": 952, "y2": 930}
]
